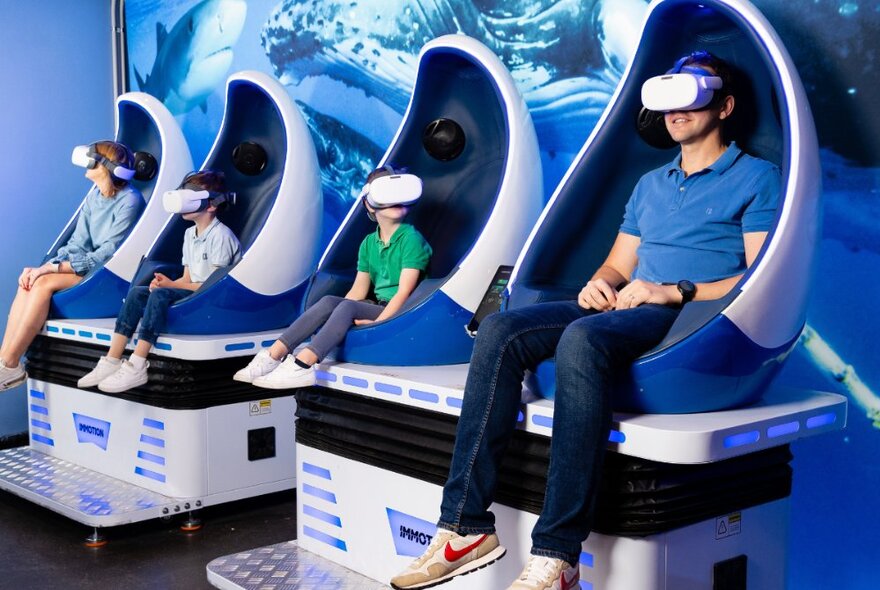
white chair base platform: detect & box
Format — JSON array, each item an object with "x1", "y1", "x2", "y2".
[
  {"x1": 206, "y1": 445, "x2": 790, "y2": 590},
  {"x1": 207, "y1": 541, "x2": 387, "y2": 590},
  {"x1": 8, "y1": 377, "x2": 298, "y2": 529}
]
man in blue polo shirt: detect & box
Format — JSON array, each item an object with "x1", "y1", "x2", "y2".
[{"x1": 391, "y1": 52, "x2": 780, "y2": 590}]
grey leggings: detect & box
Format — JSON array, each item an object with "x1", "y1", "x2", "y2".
[{"x1": 278, "y1": 295, "x2": 384, "y2": 361}]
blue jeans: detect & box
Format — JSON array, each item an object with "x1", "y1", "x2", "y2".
[
  {"x1": 437, "y1": 300, "x2": 680, "y2": 565},
  {"x1": 115, "y1": 286, "x2": 191, "y2": 345},
  {"x1": 278, "y1": 295, "x2": 385, "y2": 361}
]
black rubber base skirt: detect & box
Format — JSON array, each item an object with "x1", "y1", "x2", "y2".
[
  {"x1": 25, "y1": 335, "x2": 286, "y2": 410},
  {"x1": 296, "y1": 386, "x2": 792, "y2": 537}
]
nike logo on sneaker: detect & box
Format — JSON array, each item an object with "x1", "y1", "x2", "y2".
[
  {"x1": 561, "y1": 570, "x2": 579, "y2": 590},
  {"x1": 444, "y1": 534, "x2": 489, "y2": 562}
]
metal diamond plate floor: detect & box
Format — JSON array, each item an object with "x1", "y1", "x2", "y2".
[
  {"x1": 207, "y1": 541, "x2": 389, "y2": 589},
  {"x1": 0, "y1": 446, "x2": 177, "y2": 527}
]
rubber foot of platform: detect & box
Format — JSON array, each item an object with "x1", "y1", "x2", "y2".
[
  {"x1": 180, "y1": 522, "x2": 203, "y2": 532},
  {"x1": 84, "y1": 529, "x2": 107, "y2": 548},
  {"x1": 180, "y1": 514, "x2": 202, "y2": 532}
]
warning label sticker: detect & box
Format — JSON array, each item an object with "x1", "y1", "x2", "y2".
[
  {"x1": 715, "y1": 512, "x2": 742, "y2": 540},
  {"x1": 249, "y1": 400, "x2": 272, "y2": 416}
]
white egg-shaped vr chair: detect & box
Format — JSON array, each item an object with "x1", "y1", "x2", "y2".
[
  {"x1": 48, "y1": 92, "x2": 192, "y2": 319},
  {"x1": 303, "y1": 34, "x2": 543, "y2": 366},
  {"x1": 509, "y1": 0, "x2": 821, "y2": 413},
  {"x1": 130, "y1": 70, "x2": 322, "y2": 335}
]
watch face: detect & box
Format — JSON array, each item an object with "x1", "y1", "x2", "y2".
[{"x1": 678, "y1": 280, "x2": 696, "y2": 301}]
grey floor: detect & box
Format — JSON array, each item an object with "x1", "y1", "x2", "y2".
[{"x1": 0, "y1": 470, "x2": 297, "y2": 590}]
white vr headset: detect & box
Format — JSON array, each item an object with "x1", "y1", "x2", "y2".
[
  {"x1": 163, "y1": 188, "x2": 236, "y2": 214},
  {"x1": 641, "y1": 53, "x2": 723, "y2": 113},
  {"x1": 71, "y1": 144, "x2": 136, "y2": 181},
  {"x1": 360, "y1": 173, "x2": 423, "y2": 209}
]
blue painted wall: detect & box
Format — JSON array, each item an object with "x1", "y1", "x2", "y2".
[{"x1": 0, "y1": 1, "x2": 114, "y2": 437}]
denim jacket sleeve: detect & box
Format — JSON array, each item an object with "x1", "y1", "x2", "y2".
[
  {"x1": 61, "y1": 195, "x2": 142, "y2": 275},
  {"x1": 51, "y1": 198, "x2": 92, "y2": 267}
]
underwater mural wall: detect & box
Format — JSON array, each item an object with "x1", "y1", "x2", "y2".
[{"x1": 123, "y1": 0, "x2": 879, "y2": 587}]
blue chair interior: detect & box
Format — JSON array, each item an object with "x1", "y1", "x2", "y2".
[
  {"x1": 131, "y1": 80, "x2": 287, "y2": 330},
  {"x1": 508, "y1": 1, "x2": 788, "y2": 358},
  {"x1": 47, "y1": 100, "x2": 162, "y2": 318},
  {"x1": 305, "y1": 49, "x2": 509, "y2": 315}
]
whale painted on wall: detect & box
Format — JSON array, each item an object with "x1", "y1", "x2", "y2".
[
  {"x1": 135, "y1": 0, "x2": 247, "y2": 115},
  {"x1": 261, "y1": 0, "x2": 648, "y2": 158}
]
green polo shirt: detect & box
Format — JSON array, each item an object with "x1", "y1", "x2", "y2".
[{"x1": 357, "y1": 223, "x2": 432, "y2": 302}]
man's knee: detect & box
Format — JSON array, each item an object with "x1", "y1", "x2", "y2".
[
  {"x1": 475, "y1": 311, "x2": 518, "y2": 342},
  {"x1": 556, "y1": 320, "x2": 609, "y2": 362}
]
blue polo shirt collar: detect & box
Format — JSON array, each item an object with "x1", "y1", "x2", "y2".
[{"x1": 665, "y1": 141, "x2": 742, "y2": 177}]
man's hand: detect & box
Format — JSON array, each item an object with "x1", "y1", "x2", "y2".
[
  {"x1": 615, "y1": 279, "x2": 680, "y2": 310},
  {"x1": 353, "y1": 318, "x2": 374, "y2": 326},
  {"x1": 150, "y1": 272, "x2": 173, "y2": 291},
  {"x1": 578, "y1": 279, "x2": 619, "y2": 311}
]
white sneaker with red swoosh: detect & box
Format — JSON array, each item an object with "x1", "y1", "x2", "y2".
[
  {"x1": 390, "y1": 529, "x2": 506, "y2": 589},
  {"x1": 507, "y1": 555, "x2": 579, "y2": 590}
]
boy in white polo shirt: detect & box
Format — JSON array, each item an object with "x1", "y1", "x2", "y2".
[{"x1": 78, "y1": 170, "x2": 241, "y2": 393}]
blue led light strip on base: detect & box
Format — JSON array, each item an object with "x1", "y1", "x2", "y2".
[
  {"x1": 302, "y1": 525, "x2": 348, "y2": 551},
  {"x1": 303, "y1": 504, "x2": 342, "y2": 527},
  {"x1": 724, "y1": 430, "x2": 760, "y2": 448},
  {"x1": 302, "y1": 483, "x2": 337, "y2": 504},
  {"x1": 302, "y1": 462, "x2": 332, "y2": 480}
]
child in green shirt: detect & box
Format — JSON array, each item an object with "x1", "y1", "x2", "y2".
[{"x1": 234, "y1": 165, "x2": 431, "y2": 388}]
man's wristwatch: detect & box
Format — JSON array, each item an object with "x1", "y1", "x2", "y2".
[
  {"x1": 50, "y1": 262, "x2": 60, "y2": 273},
  {"x1": 677, "y1": 280, "x2": 696, "y2": 305}
]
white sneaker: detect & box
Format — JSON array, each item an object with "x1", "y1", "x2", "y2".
[
  {"x1": 78, "y1": 356, "x2": 123, "y2": 389},
  {"x1": 252, "y1": 356, "x2": 316, "y2": 389},
  {"x1": 0, "y1": 358, "x2": 27, "y2": 391},
  {"x1": 97, "y1": 359, "x2": 149, "y2": 393},
  {"x1": 390, "y1": 529, "x2": 505, "y2": 589},
  {"x1": 507, "y1": 555, "x2": 579, "y2": 590},
  {"x1": 233, "y1": 349, "x2": 281, "y2": 383}
]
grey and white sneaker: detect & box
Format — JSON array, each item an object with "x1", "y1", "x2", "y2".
[
  {"x1": 0, "y1": 358, "x2": 27, "y2": 391},
  {"x1": 507, "y1": 555, "x2": 579, "y2": 590},
  {"x1": 233, "y1": 349, "x2": 282, "y2": 383},
  {"x1": 78, "y1": 356, "x2": 123, "y2": 389},
  {"x1": 98, "y1": 359, "x2": 149, "y2": 393},
  {"x1": 252, "y1": 356, "x2": 316, "y2": 389}
]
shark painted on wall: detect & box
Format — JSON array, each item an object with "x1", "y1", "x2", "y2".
[{"x1": 135, "y1": 0, "x2": 247, "y2": 115}]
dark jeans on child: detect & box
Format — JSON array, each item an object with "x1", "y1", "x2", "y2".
[
  {"x1": 278, "y1": 295, "x2": 385, "y2": 360},
  {"x1": 115, "y1": 286, "x2": 191, "y2": 345},
  {"x1": 436, "y1": 300, "x2": 680, "y2": 565}
]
